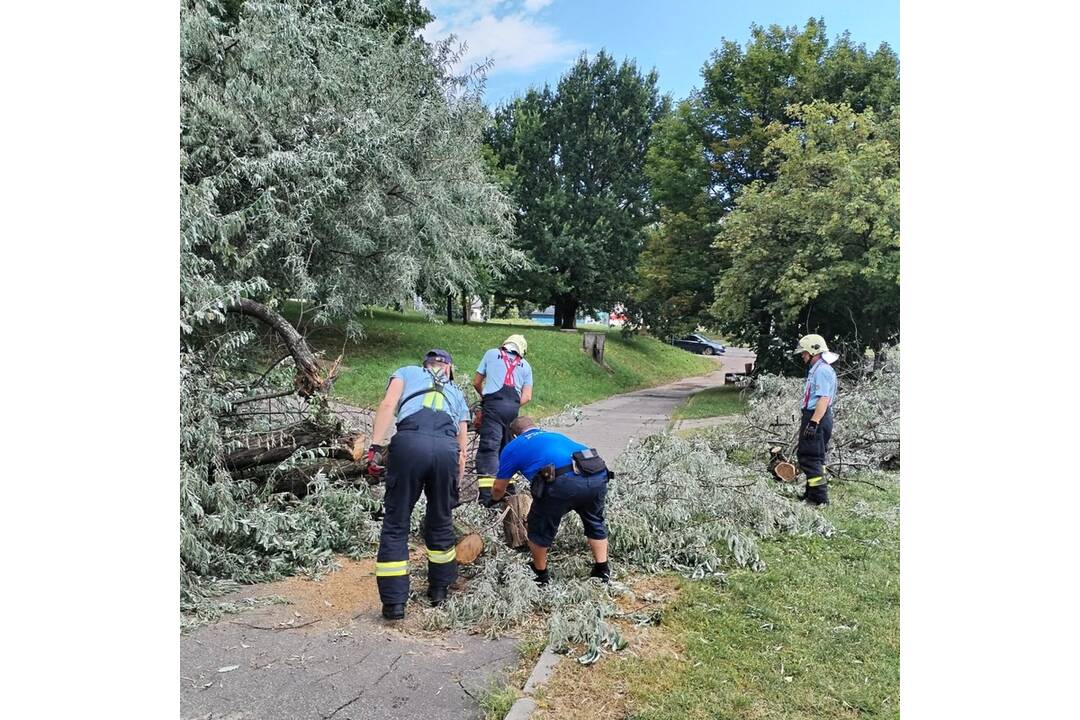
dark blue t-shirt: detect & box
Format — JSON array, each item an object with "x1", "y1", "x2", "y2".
[{"x1": 496, "y1": 428, "x2": 587, "y2": 481}]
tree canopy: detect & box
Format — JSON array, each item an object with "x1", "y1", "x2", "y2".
[
  {"x1": 181, "y1": 0, "x2": 517, "y2": 338},
  {"x1": 711, "y1": 102, "x2": 900, "y2": 371},
  {"x1": 634, "y1": 19, "x2": 899, "y2": 355},
  {"x1": 485, "y1": 51, "x2": 664, "y2": 328}
]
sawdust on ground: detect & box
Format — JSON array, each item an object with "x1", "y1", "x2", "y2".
[
  {"x1": 247, "y1": 556, "x2": 384, "y2": 628},
  {"x1": 229, "y1": 549, "x2": 485, "y2": 636},
  {"x1": 532, "y1": 575, "x2": 686, "y2": 720}
]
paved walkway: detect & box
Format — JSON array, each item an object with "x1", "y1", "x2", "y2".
[{"x1": 180, "y1": 352, "x2": 751, "y2": 720}]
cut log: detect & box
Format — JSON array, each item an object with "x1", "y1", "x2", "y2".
[
  {"x1": 768, "y1": 447, "x2": 798, "y2": 483},
  {"x1": 503, "y1": 493, "x2": 532, "y2": 549},
  {"x1": 241, "y1": 460, "x2": 372, "y2": 498},
  {"x1": 455, "y1": 533, "x2": 484, "y2": 565},
  {"x1": 773, "y1": 461, "x2": 797, "y2": 483}
]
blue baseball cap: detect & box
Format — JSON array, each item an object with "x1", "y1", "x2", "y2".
[
  {"x1": 424, "y1": 348, "x2": 453, "y2": 365},
  {"x1": 423, "y1": 348, "x2": 454, "y2": 379}
]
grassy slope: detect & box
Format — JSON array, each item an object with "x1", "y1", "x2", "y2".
[
  {"x1": 300, "y1": 309, "x2": 716, "y2": 417},
  {"x1": 537, "y1": 478, "x2": 900, "y2": 719},
  {"x1": 672, "y1": 385, "x2": 749, "y2": 419}
]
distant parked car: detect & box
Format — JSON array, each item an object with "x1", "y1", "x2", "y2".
[{"x1": 672, "y1": 333, "x2": 726, "y2": 356}]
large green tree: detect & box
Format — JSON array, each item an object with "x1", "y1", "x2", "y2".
[
  {"x1": 634, "y1": 19, "x2": 899, "y2": 345},
  {"x1": 711, "y1": 102, "x2": 900, "y2": 372},
  {"x1": 486, "y1": 52, "x2": 664, "y2": 328}
]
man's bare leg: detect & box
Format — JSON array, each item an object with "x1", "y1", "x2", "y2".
[
  {"x1": 528, "y1": 540, "x2": 549, "y2": 570},
  {"x1": 587, "y1": 538, "x2": 608, "y2": 563}
]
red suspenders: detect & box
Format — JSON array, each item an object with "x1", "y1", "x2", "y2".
[{"x1": 499, "y1": 350, "x2": 522, "y2": 387}]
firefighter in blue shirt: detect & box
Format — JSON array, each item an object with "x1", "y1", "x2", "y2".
[
  {"x1": 473, "y1": 334, "x2": 534, "y2": 505},
  {"x1": 365, "y1": 349, "x2": 469, "y2": 621},
  {"x1": 793, "y1": 334, "x2": 839, "y2": 506},
  {"x1": 490, "y1": 417, "x2": 610, "y2": 585}
]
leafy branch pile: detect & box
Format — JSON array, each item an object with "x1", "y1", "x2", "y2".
[
  {"x1": 422, "y1": 425, "x2": 834, "y2": 658},
  {"x1": 423, "y1": 353, "x2": 899, "y2": 656},
  {"x1": 722, "y1": 347, "x2": 901, "y2": 475}
]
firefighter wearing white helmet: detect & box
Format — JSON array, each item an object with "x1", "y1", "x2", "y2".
[
  {"x1": 793, "y1": 334, "x2": 838, "y2": 506},
  {"x1": 472, "y1": 334, "x2": 534, "y2": 505}
]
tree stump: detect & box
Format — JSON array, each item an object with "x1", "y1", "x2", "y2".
[
  {"x1": 582, "y1": 332, "x2": 606, "y2": 366},
  {"x1": 503, "y1": 493, "x2": 532, "y2": 549}
]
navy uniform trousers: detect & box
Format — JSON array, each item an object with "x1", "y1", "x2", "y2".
[
  {"x1": 375, "y1": 407, "x2": 459, "y2": 604},
  {"x1": 475, "y1": 384, "x2": 520, "y2": 504},
  {"x1": 797, "y1": 408, "x2": 833, "y2": 504}
]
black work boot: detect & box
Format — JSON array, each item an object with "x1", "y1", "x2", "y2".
[
  {"x1": 590, "y1": 561, "x2": 610, "y2": 583},
  {"x1": 804, "y1": 484, "x2": 830, "y2": 506},
  {"x1": 529, "y1": 562, "x2": 550, "y2": 586},
  {"x1": 428, "y1": 586, "x2": 448, "y2": 607},
  {"x1": 382, "y1": 603, "x2": 405, "y2": 621}
]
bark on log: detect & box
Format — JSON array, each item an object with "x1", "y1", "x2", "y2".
[
  {"x1": 223, "y1": 423, "x2": 363, "y2": 473},
  {"x1": 503, "y1": 493, "x2": 532, "y2": 549}
]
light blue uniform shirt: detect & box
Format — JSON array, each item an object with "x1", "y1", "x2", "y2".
[
  {"x1": 802, "y1": 359, "x2": 838, "y2": 410},
  {"x1": 391, "y1": 366, "x2": 469, "y2": 425},
  {"x1": 496, "y1": 428, "x2": 588, "y2": 481},
  {"x1": 476, "y1": 348, "x2": 533, "y2": 396}
]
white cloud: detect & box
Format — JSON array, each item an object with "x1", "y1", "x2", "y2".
[{"x1": 423, "y1": 1, "x2": 580, "y2": 75}]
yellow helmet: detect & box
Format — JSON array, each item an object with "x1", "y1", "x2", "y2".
[
  {"x1": 502, "y1": 334, "x2": 528, "y2": 356},
  {"x1": 793, "y1": 334, "x2": 829, "y2": 356}
]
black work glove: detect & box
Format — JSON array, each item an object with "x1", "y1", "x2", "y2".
[
  {"x1": 365, "y1": 444, "x2": 387, "y2": 478},
  {"x1": 802, "y1": 421, "x2": 818, "y2": 440}
]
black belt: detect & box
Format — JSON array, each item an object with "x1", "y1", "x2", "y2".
[
  {"x1": 530, "y1": 464, "x2": 574, "y2": 484},
  {"x1": 531, "y1": 463, "x2": 614, "y2": 484}
]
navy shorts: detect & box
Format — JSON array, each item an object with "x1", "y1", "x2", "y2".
[{"x1": 527, "y1": 472, "x2": 608, "y2": 547}]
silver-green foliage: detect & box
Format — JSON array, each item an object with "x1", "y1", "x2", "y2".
[
  {"x1": 721, "y1": 347, "x2": 901, "y2": 472},
  {"x1": 181, "y1": 0, "x2": 518, "y2": 326},
  {"x1": 423, "y1": 430, "x2": 833, "y2": 652},
  {"x1": 605, "y1": 434, "x2": 833, "y2": 575},
  {"x1": 180, "y1": 0, "x2": 519, "y2": 616}
]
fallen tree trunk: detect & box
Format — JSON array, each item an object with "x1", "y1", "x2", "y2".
[
  {"x1": 225, "y1": 298, "x2": 340, "y2": 397},
  {"x1": 224, "y1": 424, "x2": 366, "y2": 473}
]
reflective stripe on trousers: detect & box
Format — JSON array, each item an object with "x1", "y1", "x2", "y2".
[{"x1": 376, "y1": 407, "x2": 460, "y2": 605}]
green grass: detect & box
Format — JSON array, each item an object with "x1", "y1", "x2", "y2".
[
  {"x1": 672, "y1": 385, "x2": 749, "y2": 420},
  {"x1": 556, "y1": 478, "x2": 899, "y2": 719},
  {"x1": 296, "y1": 308, "x2": 716, "y2": 416},
  {"x1": 477, "y1": 682, "x2": 519, "y2": 719}
]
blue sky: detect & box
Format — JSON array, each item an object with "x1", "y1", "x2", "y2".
[{"x1": 421, "y1": 1, "x2": 899, "y2": 108}]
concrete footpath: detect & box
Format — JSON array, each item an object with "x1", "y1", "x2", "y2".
[
  {"x1": 180, "y1": 352, "x2": 750, "y2": 720},
  {"x1": 566, "y1": 348, "x2": 754, "y2": 458}
]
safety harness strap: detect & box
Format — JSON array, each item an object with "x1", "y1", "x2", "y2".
[
  {"x1": 499, "y1": 349, "x2": 522, "y2": 387},
  {"x1": 397, "y1": 369, "x2": 448, "y2": 415}
]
